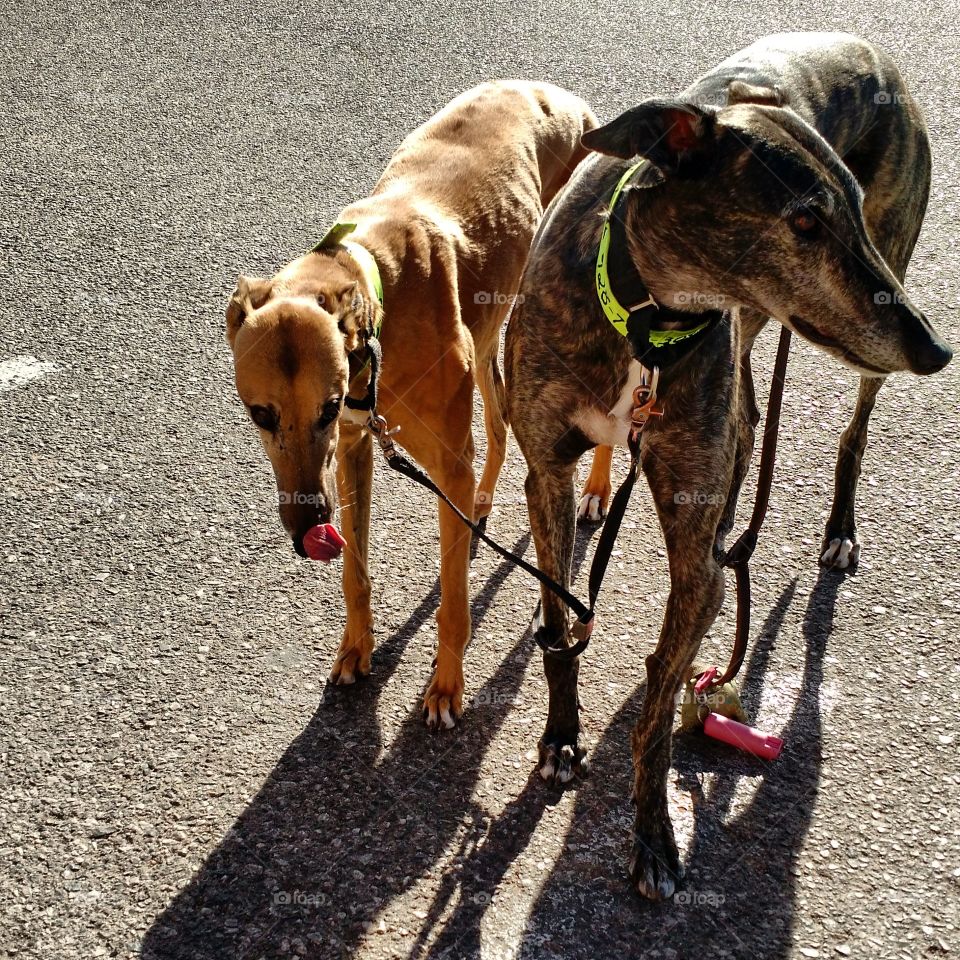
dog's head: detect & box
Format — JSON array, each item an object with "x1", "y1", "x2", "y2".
[
  {"x1": 581, "y1": 87, "x2": 952, "y2": 376},
  {"x1": 226, "y1": 253, "x2": 377, "y2": 556}
]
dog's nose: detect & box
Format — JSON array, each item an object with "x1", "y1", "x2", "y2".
[
  {"x1": 909, "y1": 337, "x2": 953, "y2": 375},
  {"x1": 292, "y1": 533, "x2": 309, "y2": 558}
]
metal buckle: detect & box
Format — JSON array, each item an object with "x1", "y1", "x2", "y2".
[{"x1": 629, "y1": 365, "x2": 664, "y2": 438}]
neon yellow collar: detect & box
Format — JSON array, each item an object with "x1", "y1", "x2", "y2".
[
  {"x1": 596, "y1": 162, "x2": 711, "y2": 348},
  {"x1": 312, "y1": 222, "x2": 384, "y2": 324}
]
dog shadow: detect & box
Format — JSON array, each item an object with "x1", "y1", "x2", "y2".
[
  {"x1": 146, "y1": 513, "x2": 855, "y2": 960},
  {"x1": 497, "y1": 567, "x2": 843, "y2": 958},
  {"x1": 140, "y1": 529, "x2": 586, "y2": 959},
  {"x1": 337, "y1": 550, "x2": 834, "y2": 960}
]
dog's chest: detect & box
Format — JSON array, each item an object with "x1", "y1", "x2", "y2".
[{"x1": 571, "y1": 360, "x2": 645, "y2": 449}]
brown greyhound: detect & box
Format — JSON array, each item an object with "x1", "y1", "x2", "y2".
[
  {"x1": 505, "y1": 33, "x2": 952, "y2": 898},
  {"x1": 226, "y1": 81, "x2": 595, "y2": 728}
]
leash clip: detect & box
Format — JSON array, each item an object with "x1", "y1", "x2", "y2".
[
  {"x1": 367, "y1": 414, "x2": 401, "y2": 457},
  {"x1": 571, "y1": 614, "x2": 594, "y2": 643}
]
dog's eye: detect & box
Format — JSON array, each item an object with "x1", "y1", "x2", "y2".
[
  {"x1": 789, "y1": 208, "x2": 820, "y2": 237},
  {"x1": 250, "y1": 405, "x2": 278, "y2": 432},
  {"x1": 317, "y1": 398, "x2": 342, "y2": 431}
]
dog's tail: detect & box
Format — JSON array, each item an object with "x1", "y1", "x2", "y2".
[{"x1": 491, "y1": 356, "x2": 509, "y2": 427}]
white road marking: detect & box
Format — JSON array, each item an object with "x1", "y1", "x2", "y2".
[{"x1": 0, "y1": 355, "x2": 57, "y2": 392}]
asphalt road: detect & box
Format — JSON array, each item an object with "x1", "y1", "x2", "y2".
[{"x1": 3, "y1": 2, "x2": 960, "y2": 958}]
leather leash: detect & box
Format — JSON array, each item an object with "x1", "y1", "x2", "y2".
[{"x1": 711, "y1": 325, "x2": 792, "y2": 688}]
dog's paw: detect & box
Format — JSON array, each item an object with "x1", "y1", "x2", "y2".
[
  {"x1": 329, "y1": 628, "x2": 373, "y2": 685},
  {"x1": 422, "y1": 674, "x2": 463, "y2": 730},
  {"x1": 629, "y1": 814, "x2": 683, "y2": 901},
  {"x1": 577, "y1": 492, "x2": 607, "y2": 523},
  {"x1": 820, "y1": 534, "x2": 860, "y2": 570},
  {"x1": 538, "y1": 734, "x2": 589, "y2": 785}
]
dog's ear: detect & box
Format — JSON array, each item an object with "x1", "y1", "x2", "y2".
[
  {"x1": 226, "y1": 275, "x2": 272, "y2": 348},
  {"x1": 335, "y1": 282, "x2": 364, "y2": 351},
  {"x1": 726, "y1": 81, "x2": 788, "y2": 108},
  {"x1": 580, "y1": 100, "x2": 715, "y2": 172}
]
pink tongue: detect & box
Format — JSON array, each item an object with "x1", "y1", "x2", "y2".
[{"x1": 303, "y1": 523, "x2": 346, "y2": 563}]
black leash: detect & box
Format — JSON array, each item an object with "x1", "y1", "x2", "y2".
[
  {"x1": 349, "y1": 328, "x2": 790, "y2": 678},
  {"x1": 371, "y1": 420, "x2": 596, "y2": 654},
  {"x1": 347, "y1": 336, "x2": 651, "y2": 659}
]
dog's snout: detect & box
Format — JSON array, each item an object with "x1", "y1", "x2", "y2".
[
  {"x1": 279, "y1": 491, "x2": 332, "y2": 559},
  {"x1": 907, "y1": 333, "x2": 953, "y2": 375},
  {"x1": 899, "y1": 306, "x2": 954, "y2": 375}
]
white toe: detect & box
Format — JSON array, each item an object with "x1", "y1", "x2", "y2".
[
  {"x1": 577, "y1": 494, "x2": 603, "y2": 521},
  {"x1": 821, "y1": 539, "x2": 840, "y2": 565},
  {"x1": 821, "y1": 536, "x2": 860, "y2": 569}
]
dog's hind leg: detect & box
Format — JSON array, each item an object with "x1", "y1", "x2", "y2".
[
  {"x1": 577, "y1": 444, "x2": 613, "y2": 522},
  {"x1": 329, "y1": 424, "x2": 375, "y2": 684},
  {"x1": 821, "y1": 131, "x2": 929, "y2": 570},
  {"x1": 474, "y1": 352, "x2": 508, "y2": 523}
]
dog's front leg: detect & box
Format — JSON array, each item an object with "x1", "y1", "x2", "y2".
[
  {"x1": 821, "y1": 374, "x2": 884, "y2": 570},
  {"x1": 329, "y1": 424, "x2": 375, "y2": 684},
  {"x1": 629, "y1": 406, "x2": 733, "y2": 900},
  {"x1": 423, "y1": 452, "x2": 476, "y2": 728},
  {"x1": 525, "y1": 455, "x2": 586, "y2": 783}
]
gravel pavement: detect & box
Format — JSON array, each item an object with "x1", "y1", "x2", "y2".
[{"x1": 2, "y1": 2, "x2": 960, "y2": 958}]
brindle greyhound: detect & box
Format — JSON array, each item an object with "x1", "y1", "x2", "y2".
[{"x1": 505, "y1": 32, "x2": 952, "y2": 900}]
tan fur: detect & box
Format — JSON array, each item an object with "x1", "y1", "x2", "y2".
[{"x1": 226, "y1": 81, "x2": 595, "y2": 726}]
